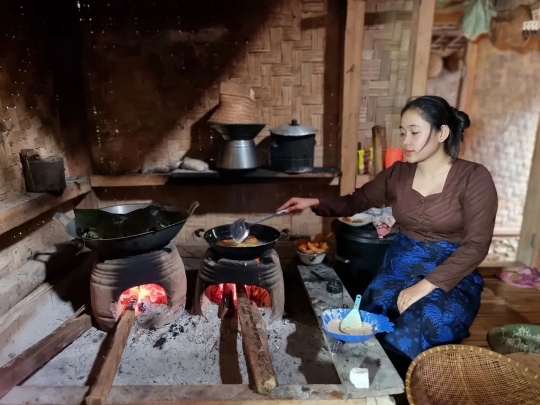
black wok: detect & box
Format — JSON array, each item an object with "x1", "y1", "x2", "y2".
[
  {"x1": 196, "y1": 223, "x2": 288, "y2": 260},
  {"x1": 54, "y1": 202, "x2": 199, "y2": 259}
]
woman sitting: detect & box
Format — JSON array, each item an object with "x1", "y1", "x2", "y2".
[{"x1": 279, "y1": 96, "x2": 498, "y2": 372}]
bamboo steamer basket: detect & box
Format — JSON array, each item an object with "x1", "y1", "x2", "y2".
[{"x1": 208, "y1": 82, "x2": 258, "y2": 125}]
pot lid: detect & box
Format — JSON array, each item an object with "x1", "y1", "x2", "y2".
[{"x1": 270, "y1": 119, "x2": 317, "y2": 137}]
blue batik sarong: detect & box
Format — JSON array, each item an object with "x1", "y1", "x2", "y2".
[{"x1": 360, "y1": 232, "x2": 483, "y2": 360}]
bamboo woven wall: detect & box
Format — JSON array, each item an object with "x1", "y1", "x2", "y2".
[
  {"x1": 78, "y1": 0, "x2": 346, "y2": 239},
  {"x1": 0, "y1": 1, "x2": 73, "y2": 276},
  {"x1": 463, "y1": 37, "x2": 540, "y2": 231},
  {"x1": 358, "y1": 0, "x2": 414, "y2": 149},
  {"x1": 78, "y1": 0, "x2": 342, "y2": 174}
]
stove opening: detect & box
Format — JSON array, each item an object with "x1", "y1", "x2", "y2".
[
  {"x1": 114, "y1": 284, "x2": 169, "y2": 320},
  {"x1": 205, "y1": 284, "x2": 272, "y2": 310}
]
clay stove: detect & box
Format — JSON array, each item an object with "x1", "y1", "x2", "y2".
[
  {"x1": 90, "y1": 243, "x2": 187, "y2": 331},
  {"x1": 193, "y1": 249, "x2": 285, "y2": 322}
]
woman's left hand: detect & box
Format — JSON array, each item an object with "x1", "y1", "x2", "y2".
[{"x1": 397, "y1": 279, "x2": 437, "y2": 313}]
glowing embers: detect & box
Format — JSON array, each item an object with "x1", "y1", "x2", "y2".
[
  {"x1": 205, "y1": 283, "x2": 272, "y2": 311},
  {"x1": 117, "y1": 283, "x2": 168, "y2": 316}
]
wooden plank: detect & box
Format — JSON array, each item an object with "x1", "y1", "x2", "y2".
[
  {"x1": 0, "y1": 311, "x2": 91, "y2": 399},
  {"x1": 339, "y1": 0, "x2": 366, "y2": 196},
  {"x1": 517, "y1": 118, "x2": 540, "y2": 267},
  {"x1": 1, "y1": 385, "x2": 395, "y2": 405},
  {"x1": 91, "y1": 168, "x2": 341, "y2": 187},
  {"x1": 0, "y1": 252, "x2": 94, "y2": 360},
  {"x1": 0, "y1": 178, "x2": 90, "y2": 236},
  {"x1": 90, "y1": 174, "x2": 170, "y2": 187},
  {"x1": 457, "y1": 41, "x2": 479, "y2": 113},
  {"x1": 372, "y1": 126, "x2": 385, "y2": 176},
  {"x1": 297, "y1": 264, "x2": 404, "y2": 397},
  {"x1": 85, "y1": 306, "x2": 136, "y2": 405},
  {"x1": 408, "y1": 0, "x2": 436, "y2": 97},
  {"x1": 236, "y1": 286, "x2": 277, "y2": 394},
  {"x1": 0, "y1": 242, "x2": 82, "y2": 317},
  {"x1": 434, "y1": 11, "x2": 463, "y2": 26},
  {"x1": 251, "y1": 301, "x2": 273, "y2": 368}
]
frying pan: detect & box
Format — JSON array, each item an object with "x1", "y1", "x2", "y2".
[
  {"x1": 54, "y1": 202, "x2": 199, "y2": 259},
  {"x1": 195, "y1": 223, "x2": 289, "y2": 261}
]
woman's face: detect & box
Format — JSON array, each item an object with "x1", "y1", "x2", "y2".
[{"x1": 400, "y1": 109, "x2": 445, "y2": 163}]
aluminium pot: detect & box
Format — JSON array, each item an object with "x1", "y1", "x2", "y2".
[{"x1": 269, "y1": 119, "x2": 317, "y2": 173}]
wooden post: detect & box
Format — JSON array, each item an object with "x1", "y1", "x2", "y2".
[
  {"x1": 0, "y1": 311, "x2": 91, "y2": 399},
  {"x1": 408, "y1": 0, "x2": 436, "y2": 97},
  {"x1": 236, "y1": 286, "x2": 277, "y2": 394},
  {"x1": 517, "y1": 119, "x2": 540, "y2": 267},
  {"x1": 85, "y1": 303, "x2": 136, "y2": 405},
  {"x1": 457, "y1": 40, "x2": 480, "y2": 112},
  {"x1": 372, "y1": 126, "x2": 386, "y2": 176},
  {"x1": 339, "y1": 0, "x2": 366, "y2": 196}
]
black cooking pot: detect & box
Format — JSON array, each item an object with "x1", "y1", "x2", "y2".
[
  {"x1": 195, "y1": 224, "x2": 289, "y2": 261},
  {"x1": 331, "y1": 219, "x2": 397, "y2": 297},
  {"x1": 269, "y1": 119, "x2": 317, "y2": 173}
]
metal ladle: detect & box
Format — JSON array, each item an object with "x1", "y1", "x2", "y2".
[{"x1": 230, "y1": 210, "x2": 287, "y2": 243}]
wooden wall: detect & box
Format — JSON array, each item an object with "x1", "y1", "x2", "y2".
[
  {"x1": 0, "y1": 1, "x2": 76, "y2": 276},
  {"x1": 358, "y1": 0, "x2": 414, "y2": 149},
  {"x1": 426, "y1": 69, "x2": 461, "y2": 107},
  {"x1": 463, "y1": 37, "x2": 540, "y2": 233}
]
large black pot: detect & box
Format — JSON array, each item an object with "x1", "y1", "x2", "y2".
[
  {"x1": 331, "y1": 219, "x2": 397, "y2": 298},
  {"x1": 269, "y1": 119, "x2": 316, "y2": 173}
]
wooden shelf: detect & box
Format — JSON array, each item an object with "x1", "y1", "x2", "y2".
[
  {"x1": 90, "y1": 167, "x2": 341, "y2": 187},
  {"x1": 0, "y1": 177, "x2": 91, "y2": 235}
]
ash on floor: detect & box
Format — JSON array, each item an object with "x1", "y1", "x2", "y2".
[{"x1": 23, "y1": 306, "x2": 339, "y2": 386}]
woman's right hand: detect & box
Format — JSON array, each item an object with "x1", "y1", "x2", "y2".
[{"x1": 278, "y1": 197, "x2": 320, "y2": 214}]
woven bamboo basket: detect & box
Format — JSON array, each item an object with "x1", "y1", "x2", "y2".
[
  {"x1": 406, "y1": 345, "x2": 540, "y2": 405},
  {"x1": 208, "y1": 82, "x2": 258, "y2": 124}
]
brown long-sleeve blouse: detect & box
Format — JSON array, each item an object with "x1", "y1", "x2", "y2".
[{"x1": 313, "y1": 159, "x2": 498, "y2": 292}]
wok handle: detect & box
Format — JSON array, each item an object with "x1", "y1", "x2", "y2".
[
  {"x1": 187, "y1": 201, "x2": 200, "y2": 217},
  {"x1": 52, "y1": 212, "x2": 72, "y2": 228},
  {"x1": 279, "y1": 228, "x2": 290, "y2": 240},
  {"x1": 194, "y1": 228, "x2": 205, "y2": 238}
]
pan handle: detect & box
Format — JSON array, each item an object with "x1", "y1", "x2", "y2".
[
  {"x1": 279, "y1": 228, "x2": 290, "y2": 240},
  {"x1": 194, "y1": 228, "x2": 205, "y2": 238},
  {"x1": 187, "y1": 201, "x2": 200, "y2": 217},
  {"x1": 52, "y1": 212, "x2": 72, "y2": 229}
]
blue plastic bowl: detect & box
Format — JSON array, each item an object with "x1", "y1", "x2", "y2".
[{"x1": 321, "y1": 308, "x2": 394, "y2": 343}]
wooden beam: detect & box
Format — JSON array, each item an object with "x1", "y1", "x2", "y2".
[
  {"x1": 339, "y1": 0, "x2": 366, "y2": 196},
  {"x1": 90, "y1": 174, "x2": 170, "y2": 188},
  {"x1": 0, "y1": 178, "x2": 90, "y2": 236},
  {"x1": 297, "y1": 265, "x2": 404, "y2": 397},
  {"x1": 517, "y1": 117, "x2": 540, "y2": 267},
  {"x1": 433, "y1": 11, "x2": 463, "y2": 26},
  {"x1": 408, "y1": 0, "x2": 436, "y2": 97},
  {"x1": 0, "y1": 310, "x2": 91, "y2": 399},
  {"x1": 236, "y1": 286, "x2": 277, "y2": 395},
  {"x1": 0, "y1": 242, "x2": 82, "y2": 317},
  {"x1": 372, "y1": 126, "x2": 385, "y2": 175},
  {"x1": 458, "y1": 40, "x2": 480, "y2": 112},
  {"x1": 85, "y1": 305, "x2": 136, "y2": 405},
  {"x1": 91, "y1": 169, "x2": 341, "y2": 188},
  {"x1": 1, "y1": 385, "x2": 395, "y2": 404}
]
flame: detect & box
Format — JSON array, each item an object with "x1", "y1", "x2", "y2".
[
  {"x1": 118, "y1": 283, "x2": 168, "y2": 315},
  {"x1": 205, "y1": 284, "x2": 271, "y2": 309}
]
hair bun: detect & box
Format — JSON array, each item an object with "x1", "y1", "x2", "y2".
[{"x1": 452, "y1": 107, "x2": 471, "y2": 131}]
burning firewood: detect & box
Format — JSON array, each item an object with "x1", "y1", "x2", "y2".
[
  {"x1": 85, "y1": 299, "x2": 136, "y2": 405},
  {"x1": 236, "y1": 285, "x2": 277, "y2": 395}
]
